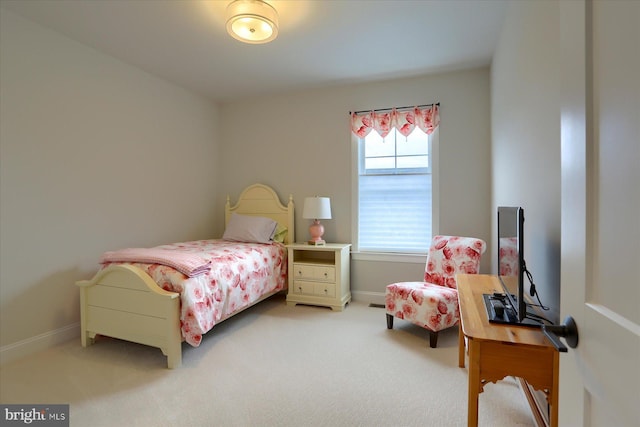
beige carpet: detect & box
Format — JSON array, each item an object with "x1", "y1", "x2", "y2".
[{"x1": 1, "y1": 294, "x2": 534, "y2": 426}]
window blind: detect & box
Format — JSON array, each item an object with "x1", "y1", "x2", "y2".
[{"x1": 358, "y1": 173, "x2": 432, "y2": 252}]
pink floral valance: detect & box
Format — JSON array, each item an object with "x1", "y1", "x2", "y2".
[{"x1": 350, "y1": 104, "x2": 440, "y2": 138}]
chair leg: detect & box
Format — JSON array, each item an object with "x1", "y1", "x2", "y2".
[
  {"x1": 429, "y1": 330, "x2": 438, "y2": 348},
  {"x1": 386, "y1": 314, "x2": 394, "y2": 329}
]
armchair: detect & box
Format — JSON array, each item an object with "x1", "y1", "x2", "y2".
[{"x1": 385, "y1": 235, "x2": 486, "y2": 348}]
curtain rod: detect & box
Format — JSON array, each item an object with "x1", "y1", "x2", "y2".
[{"x1": 349, "y1": 102, "x2": 439, "y2": 115}]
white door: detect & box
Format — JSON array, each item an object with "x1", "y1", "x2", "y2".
[{"x1": 560, "y1": 1, "x2": 640, "y2": 426}]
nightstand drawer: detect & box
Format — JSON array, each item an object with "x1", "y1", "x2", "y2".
[
  {"x1": 293, "y1": 263, "x2": 335, "y2": 282},
  {"x1": 292, "y1": 281, "x2": 315, "y2": 295},
  {"x1": 314, "y1": 283, "x2": 336, "y2": 298},
  {"x1": 292, "y1": 280, "x2": 336, "y2": 298}
]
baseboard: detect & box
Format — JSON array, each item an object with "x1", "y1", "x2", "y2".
[
  {"x1": 352, "y1": 290, "x2": 385, "y2": 306},
  {"x1": 0, "y1": 323, "x2": 80, "y2": 366}
]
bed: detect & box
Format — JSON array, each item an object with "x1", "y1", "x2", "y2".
[{"x1": 76, "y1": 183, "x2": 294, "y2": 368}]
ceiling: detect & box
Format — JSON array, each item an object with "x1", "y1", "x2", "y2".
[{"x1": 1, "y1": 0, "x2": 509, "y2": 103}]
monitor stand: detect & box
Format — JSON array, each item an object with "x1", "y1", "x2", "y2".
[{"x1": 482, "y1": 293, "x2": 541, "y2": 327}]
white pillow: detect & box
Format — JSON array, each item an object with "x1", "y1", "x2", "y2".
[{"x1": 222, "y1": 213, "x2": 278, "y2": 244}]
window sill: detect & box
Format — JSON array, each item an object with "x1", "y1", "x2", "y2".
[{"x1": 351, "y1": 251, "x2": 426, "y2": 264}]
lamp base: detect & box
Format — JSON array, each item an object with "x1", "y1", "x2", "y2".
[{"x1": 308, "y1": 220, "x2": 325, "y2": 246}]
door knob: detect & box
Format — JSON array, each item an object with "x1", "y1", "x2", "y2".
[{"x1": 542, "y1": 316, "x2": 579, "y2": 352}]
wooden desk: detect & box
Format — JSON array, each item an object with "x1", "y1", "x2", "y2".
[{"x1": 456, "y1": 274, "x2": 559, "y2": 427}]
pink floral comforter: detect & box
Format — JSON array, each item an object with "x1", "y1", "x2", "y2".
[{"x1": 101, "y1": 239, "x2": 287, "y2": 347}]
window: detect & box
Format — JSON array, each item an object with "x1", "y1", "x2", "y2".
[{"x1": 356, "y1": 127, "x2": 433, "y2": 253}]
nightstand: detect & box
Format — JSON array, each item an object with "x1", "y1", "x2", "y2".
[{"x1": 286, "y1": 243, "x2": 351, "y2": 311}]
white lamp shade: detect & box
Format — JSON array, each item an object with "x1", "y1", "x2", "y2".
[{"x1": 303, "y1": 197, "x2": 332, "y2": 220}]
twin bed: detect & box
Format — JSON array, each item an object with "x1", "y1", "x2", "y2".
[{"x1": 76, "y1": 184, "x2": 294, "y2": 368}]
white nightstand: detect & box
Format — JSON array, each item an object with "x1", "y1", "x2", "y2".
[{"x1": 286, "y1": 243, "x2": 351, "y2": 311}]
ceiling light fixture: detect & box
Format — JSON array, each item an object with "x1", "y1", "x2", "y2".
[{"x1": 226, "y1": 0, "x2": 279, "y2": 44}]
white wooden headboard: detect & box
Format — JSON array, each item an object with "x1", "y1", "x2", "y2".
[{"x1": 225, "y1": 183, "x2": 295, "y2": 244}]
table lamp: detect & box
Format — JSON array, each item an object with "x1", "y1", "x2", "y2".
[{"x1": 302, "y1": 196, "x2": 332, "y2": 245}]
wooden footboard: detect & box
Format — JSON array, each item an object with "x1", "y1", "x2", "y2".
[{"x1": 76, "y1": 265, "x2": 182, "y2": 368}]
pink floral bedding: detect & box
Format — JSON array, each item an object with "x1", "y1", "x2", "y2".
[{"x1": 100, "y1": 239, "x2": 287, "y2": 347}]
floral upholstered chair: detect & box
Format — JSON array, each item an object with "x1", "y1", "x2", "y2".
[{"x1": 385, "y1": 235, "x2": 486, "y2": 348}]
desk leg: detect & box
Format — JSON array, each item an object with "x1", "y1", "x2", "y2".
[
  {"x1": 458, "y1": 323, "x2": 465, "y2": 368},
  {"x1": 467, "y1": 338, "x2": 480, "y2": 427}
]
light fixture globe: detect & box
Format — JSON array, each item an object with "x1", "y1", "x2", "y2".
[{"x1": 226, "y1": 0, "x2": 279, "y2": 44}]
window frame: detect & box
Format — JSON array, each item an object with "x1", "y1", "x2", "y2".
[{"x1": 351, "y1": 127, "x2": 440, "y2": 263}]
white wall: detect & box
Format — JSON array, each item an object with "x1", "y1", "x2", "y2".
[
  {"x1": 0, "y1": 7, "x2": 495, "y2": 359},
  {"x1": 491, "y1": 1, "x2": 561, "y2": 322},
  {"x1": 0, "y1": 10, "x2": 220, "y2": 359},
  {"x1": 219, "y1": 68, "x2": 492, "y2": 302}
]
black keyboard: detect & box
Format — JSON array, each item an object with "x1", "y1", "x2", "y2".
[{"x1": 483, "y1": 293, "x2": 519, "y2": 323}]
